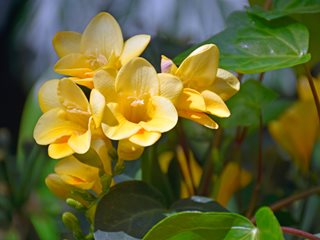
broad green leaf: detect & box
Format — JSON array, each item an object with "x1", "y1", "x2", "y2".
[
  {"x1": 249, "y1": 0, "x2": 320, "y2": 20},
  {"x1": 219, "y1": 80, "x2": 278, "y2": 128},
  {"x1": 143, "y1": 212, "x2": 256, "y2": 240},
  {"x1": 94, "y1": 180, "x2": 167, "y2": 239},
  {"x1": 255, "y1": 207, "x2": 284, "y2": 240},
  {"x1": 170, "y1": 196, "x2": 228, "y2": 213},
  {"x1": 174, "y1": 11, "x2": 310, "y2": 74},
  {"x1": 29, "y1": 214, "x2": 60, "y2": 240}
]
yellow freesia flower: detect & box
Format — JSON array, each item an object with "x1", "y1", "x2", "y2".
[
  {"x1": 269, "y1": 76, "x2": 320, "y2": 172},
  {"x1": 99, "y1": 57, "x2": 179, "y2": 154},
  {"x1": 161, "y1": 44, "x2": 240, "y2": 129},
  {"x1": 53, "y1": 12, "x2": 151, "y2": 88},
  {"x1": 33, "y1": 78, "x2": 107, "y2": 159}
]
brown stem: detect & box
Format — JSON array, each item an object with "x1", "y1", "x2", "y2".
[
  {"x1": 282, "y1": 226, "x2": 320, "y2": 240},
  {"x1": 263, "y1": 0, "x2": 273, "y2": 10},
  {"x1": 246, "y1": 113, "x2": 263, "y2": 218},
  {"x1": 258, "y1": 72, "x2": 265, "y2": 82},
  {"x1": 304, "y1": 64, "x2": 320, "y2": 123},
  {"x1": 269, "y1": 186, "x2": 320, "y2": 212}
]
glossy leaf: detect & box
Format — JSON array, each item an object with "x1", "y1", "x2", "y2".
[
  {"x1": 249, "y1": 0, "x2": 320, "y2": 20},
  {"x1": 219, "y1": 80, "x2": 278, "y2": 128},
  {"x1": 174, "y1": 12, "x2": 310, "y2": 74},
  {"x1": 255, "y1": 207, "x2": 284, "y2": 240},
  {"x1": 143, "y1": 212, "x2": 256, "y2": 240},
  {"x1": 94, "y1": 180, "x2": 166, "y2": 239}
]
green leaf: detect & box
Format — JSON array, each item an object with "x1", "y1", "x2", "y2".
[
  {"x1": 29, "y1": 214, "x2": 60, "y2": 240},
  {"x1": 94, "y1": 180, "x2": 167, "y2": 239},
  {"x1": 219, "y1": 80, "x2": 278, "y2": 128},
  {"x1": 255, "y1": 207, "x2": 284, "y2": 240},
  {"x1": 174, "y1": 11, "x2": 310, "y2": 74},
  {"x1": 249, "y1": 0, "x2": 320, "y2": 20},
  {"x1": 143, "y1": 212, "x2": 256, "y2": 240}
]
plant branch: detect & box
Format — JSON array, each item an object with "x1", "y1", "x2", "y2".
[
  {"x1": 246, "y1": 112, "x2": 263, "y2": 218},
  {"x1": 269, "y1": 185, "x2": 320, "y2": 212},
  {"x1": 282, "y1": 226, "x2": 320, "y2": 240},
  {"x1": 304, "y1": 64, "x2": 320, "y2": 123}
]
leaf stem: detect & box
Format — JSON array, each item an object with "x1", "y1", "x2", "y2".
[
  {"x1": 246, "y1": 112, "x2": 263, "y2": 218},
  {"x1": 304, "y1": 64, "x2": 320, "y2": 123},
  {"x1": 282, "y1": 226, "x2": 320, "y2": 240},
  {"x1": 269, "y1": 185, "x2": 320, "y2": 212}
]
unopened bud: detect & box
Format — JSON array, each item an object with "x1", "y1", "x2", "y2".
[
  {"x1": 66, "y1": 198, "x2": 86, "y2": 211},
  {"x1": 62, "y1": 212, "x2": 83, "y2": 239}
]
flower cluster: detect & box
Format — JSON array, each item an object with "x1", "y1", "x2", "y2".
[{"x1": 33, "y1": 12, "x2": 239, "y2": 200}]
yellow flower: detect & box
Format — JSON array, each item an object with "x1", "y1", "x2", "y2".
[
  {"x1": 100, "y1": 57, "x2": 179, "y2": 154},
  {"x1": 53, "y1": 12, "x2": 151, "y2": 88},
  {"x1": 33, "y1": 78, "x2": 107, "y2": 159},
  {"x1": 269, "y1": 76, "x2": 320, "y2": 172},
  {"x1": 161, "y1": 44, "x2": 240, "y2": 128}
]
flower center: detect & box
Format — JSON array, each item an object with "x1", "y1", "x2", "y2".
[{"x1": 121, "y1": 95, "x2": 151, "y2": 123}]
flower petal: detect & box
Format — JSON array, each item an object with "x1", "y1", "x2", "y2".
[
  {"x1": 48, "y1": 142, "x2": 74, "y2": 159},
  {"x1": 129, "y1": 129, "x2": 161, "y2": 147},
  {"x1": 38, "y1": 79, "x2": 61, "y2": 112},
  {"x1": 158, "y1": 73, "x2": 183, "y2": 102},
  {"x1": 210, "y1": 68, "x2": 240, "y2": 100},
  {"x1": 116, "y1": 57, "x2": 159, "y2": 97},
  {"x1": 176, "y1": 88, "x2": 206, "y2": 112},
  {"x1": 93, "y1": 69, "x2": 117, "y2": 102},
  {"x1": 81, "y1": 12, "x2": 123, "y2": 58},
  {"x1": 117, "y1": 139, "x2": 144, "y2": 160},
  {"x1": 120, "y1": 34, "x2": 151, "y2": 66},
  {"x1": 68, "y1": 77, "x2": 94, "y2": 89},
  {"x1": 91, "y1": 138, "x2": 113, "y2": 175},
  {"x1": 54, "y1": 53, "x2": 92, "y2": 78},
  {"x1": 58, "y1": 78, "x2": 89, "y2": 113},
  {"x1": 101, "y1": 102, "x2": 141, "y2": 140},
  {"x1": 176, "y1": 44, "x2": 219, "y2": 87},
  {"x1": 161, "y1": 55, "x2": 178, "y2": 73},
  {"x1": 90, "y1": 89, "x2": 105, "y2": 128},
  {"x1": 34, "y1": 108, "x2": 85, "y2": 145},
  {"x1": 201, "y1": 90, "x2": 230, "y2": 117},
  {"x1": 52, "y1": 31, "x2": 81, "y2": 58},
  {"x1": 139, "y1": 96, "x2": 178, "y2": 132},
  {"x1": 178, "y1": 110, "x2": 218, "y2": 129},
  {"x1": 68, "y1": 124, "x2": 91, "y2": 154}
]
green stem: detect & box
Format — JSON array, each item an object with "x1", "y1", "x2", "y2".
[
  {"x1": 304, "y1": 64, "x2": 320, "y2": 123},
  {"x1": 282, "y1": 226, "x2": 320, "y2": 240},
  {"x1": 246, "y1": 112, "x2": 263, "y2": 218}
]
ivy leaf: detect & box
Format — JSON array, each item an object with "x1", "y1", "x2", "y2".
[
  {"x1": 94, "y1": 180, "x2": 166, "y2": 239},
  {"x1": 143, "y1": 212, "x2": 257, "y2": 240},
  {"x1": 174, "y1": 11, "x2": 310, "y2": 74},
  {"x1": 219, "y1": 80, "x2": 278, "y2": 128},
  {"x1": 255, "y1": 207, "x2": 284, "y2": 240},
  {"x1": 249, "y1": 0, "x2": 320, "y2": 20}
]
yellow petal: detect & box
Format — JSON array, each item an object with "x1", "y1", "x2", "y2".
[
  {"x1": 90, "y1": 89, "x2": 105, "y2": 128},
  {"x1": 116, "y1": 57, "x2": 159, "y2": 97},
  {"x1": 161, "y1": 55, "x2": 178, "y2": 73},
  {"x1": 129, "y1": 129, "x2": 161, "y2": 147},
  {"x1": 68, "y1": 77, "x2": 94, "y2": 89},
  {"x1": 158, "y1": 73, "x2": 183, "y2": 102},
  {"x1": 210, "y1": 68, "x2": 240, "y2": 100},
  {"x1": 68, "y1": 124, "x2": 91, "y2": 154},
  {"x1": 120, "y1": 34, "x2": 151, "y2": 66},
  {"x1": 81, "y1": 12, "x2": 123, "y2": 58},
  {"x1": 176, "y1": 88, "x2": 206, "y2": 112},
  {"x1": 201, "y1": 90, "x2": 230, "y2": 117},
  {"x1": 297, "y1": 76, "x2": 320, "y2": 101},
  {"x1": 158, "y1": 151, "x2": 174, "y2": 174},
  {"x1": 52, "y1": 31, "x2": 81, "y2": 58},
  {"x1": 55, "y1": 156, "x2": 100, "y2": 191},
  {"x1": 176, "y1": 44, "x2": 219, "y2": 88},
  {"x1": 91, "y1": 138, "x2": 113, "y2": 175},
  {"x1": 117, "y1": 139, "x2": 144, "y2": 160},
  {"x1": 38, "y1": 79, "x2": 60, "y2": 112},
  {"x1": 54, "y1": 53, "x2": 92, "y2": 78},
  {"x1": 139, "y1": 96, "x2": 178, "y2": 133},
  {"x1": 269, "y1": 101, "x2": 319, "y2": 172},
  {"x1": 101, "y1": 102, "x2": 141, "y2": 140},
  {"x1": 215, "y1": 162, "x2": 252, "y2": 206},
  {"x1": 93, "y1": 69, "x2": 117, "y2": 102},
  {"x1": 178, "y1": 110, "x2": 218, "y2": 129},
  {"x1": 48, "y1": 142, "x2": 74, "y2": 159},
  {"x1": 176, "y1": 145, "x2": 194, "y2": 196},
  {"x1": 58, "y1": 78, "x2": 90, "y2": 114},
  {"x1": 34, "y1": 108, "x2": 85, "y2": 145}
]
